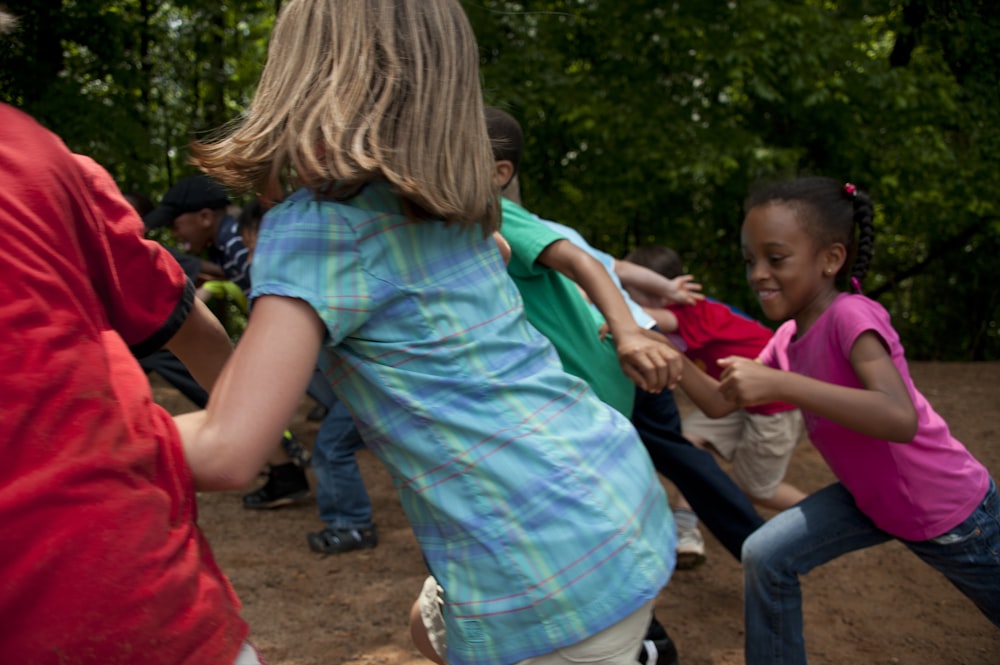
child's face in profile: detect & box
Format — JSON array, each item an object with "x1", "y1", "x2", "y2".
[{"x1": 172, "y1": 209, "x2": 215, "y2": 254}]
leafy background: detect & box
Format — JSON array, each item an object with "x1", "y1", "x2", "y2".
[{"x1": 2, "y1": 0, "x2": 997, "y2": 359}]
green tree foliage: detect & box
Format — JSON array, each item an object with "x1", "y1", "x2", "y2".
[
  {"x1": 470, "y1": 0, "x2": 1000, "y2": 359},
  {"x1": 0, "y1": 0, "x2": 275, "y2": 197},
  {"x1": 1, "y1": 0, "x2": 997, "y2": 358}
]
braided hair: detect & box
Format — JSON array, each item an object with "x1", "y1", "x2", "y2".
[{"x1": 744, "y1": 176, "x2": 874, "y2": 293}]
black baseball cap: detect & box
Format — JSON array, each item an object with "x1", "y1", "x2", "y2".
[{"x1": 144, "y1": 174, "x2": 230, "y2": 230}]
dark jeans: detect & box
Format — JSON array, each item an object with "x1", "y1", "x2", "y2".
[
  {"x1": 632, "y1": 386, "x2": 764, "y2": 560},
  {"x1": 308, "y1": 369, "x2": 374, "y2": 529}
]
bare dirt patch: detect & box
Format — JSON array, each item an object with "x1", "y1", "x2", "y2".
[{"x1": 154, "y1": 362, "x2": 1000, "y2": 665}]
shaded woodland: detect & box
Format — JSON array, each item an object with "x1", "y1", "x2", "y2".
[{"x1": 2, "y1": 0, "x2": 998, "y2": 358}]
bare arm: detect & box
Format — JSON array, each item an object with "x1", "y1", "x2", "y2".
[
  {"x1": 163, "y1": 297, "x2": 233, "y2": 394},
  {"x1": 538, "y1": 239, "x2": 681, "y2": 391},
  {"x1": 642, "y1": 306, "x2": 679, "y2": 333},
  {"x1": 676, "y1": 355, "x2": 741, "y2": 418},
  {"x1": 718, "y1": 331, "x2": 918, "y2": 442},
  {"x1": 174, "y1": 295, "x2": 325, "y2": 490},
  {"x1": 613, "y1": 258, "x2": 703, "y2": 305}
]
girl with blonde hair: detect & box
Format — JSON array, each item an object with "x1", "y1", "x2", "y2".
[{"x1": 176, "y1": 1, "x2": 678, "y2": 664}]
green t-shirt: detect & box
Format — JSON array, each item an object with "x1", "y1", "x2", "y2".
[{"x1": 501, "y1": 198, "x2": 635, "y2": 416}]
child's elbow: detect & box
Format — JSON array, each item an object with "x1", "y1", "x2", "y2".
[
  {"x1": 702, "y1": 402, "x2": 734, "y2": 419},
  {"x1": 185, "y1": 433, "x2": 263, "y2": 491},
  {"x1": 895, "y1": 422, "x2": 919, "y2": 444},
  {"x1": 889, "y1": 408, "x2": 919, "y2": 443}
]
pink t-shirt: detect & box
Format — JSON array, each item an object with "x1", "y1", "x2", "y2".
[{"x1": 759, "y1": 293, "x2": 989, "y2": 541}]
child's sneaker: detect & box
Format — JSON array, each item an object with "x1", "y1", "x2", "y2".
[
  {"x1": 242, "y1": 462, "x2": 310, "y2": 509},
  {"x1": 307, "y1": 525, "x2": 378, "y2": 554},
  {"x1": 675, "y1": 523, "x2": 706, "y2": 570},
  {"x1": 280, "y1": 431, "x2": 311, "y2": 468}
]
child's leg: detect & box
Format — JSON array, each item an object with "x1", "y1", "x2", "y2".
[
  {"x1": 632, "y1": 388, "x2": 763, "y2": 560},
  {"x1": 307, "y1": 399, "x2": 376, "y2": 553},
  {"x1": 902, "y1": 477, "x2": 1000, "y2": 627},
  {"x1": 742, "y1": 482, "x2": 892, "y2": 665},
  {"x1": 732, "y1": 410, "x2": 806, "y2": 511}
]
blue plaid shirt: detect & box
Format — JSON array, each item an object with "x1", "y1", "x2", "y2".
[{"x1": 251, "y1": 182, "x2": 674, "y2": 665}]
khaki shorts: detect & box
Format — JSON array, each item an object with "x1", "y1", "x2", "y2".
[
  {"x1": 417, "y1": 576, "x2": 654, "y2": 665},
  {"x1": 683, "y1": 408, "x2": 804, "y2": 500}
]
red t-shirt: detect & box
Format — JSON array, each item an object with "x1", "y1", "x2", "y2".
[
  {"x1": 668, "y1": 299, "x2": 794, "y2": 415},
  {"x1": 0, "y1": 104, "x2": 247, "y2": 664}
]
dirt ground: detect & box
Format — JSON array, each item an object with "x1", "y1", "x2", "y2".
[{"x1": 153, "y1": 362, "x2": 1000, "y2": 665}]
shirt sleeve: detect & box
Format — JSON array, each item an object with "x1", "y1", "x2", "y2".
[
  {"x1": 71, "y1": 154, "x2": 193, "y2": 355},
  {"x1": 757, "y1": 320, "x2": 795, "y2": 369},
  {"x1": 249, "y1": 194, "x2": 370, "y2": 346},
  {"x1": 501, "y1": 199, "x2": 568, "y2": 280},
  {"x1": 830, "y1": 294, "x2": 896, "y2": 360}
]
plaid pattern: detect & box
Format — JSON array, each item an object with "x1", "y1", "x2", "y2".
[{"x1": 251, "y1": 182, "x2": 673, "y2": 665}]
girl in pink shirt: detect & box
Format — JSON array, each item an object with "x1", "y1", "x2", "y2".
[{"x1": 679, "y1": 176, "x2": 999, "y2": 664}]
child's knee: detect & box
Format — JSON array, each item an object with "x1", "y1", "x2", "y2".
[{"x1": 741, "y1": 523, "x2": 774, "y2": 569}]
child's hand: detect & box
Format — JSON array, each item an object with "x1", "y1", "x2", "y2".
[
  {"x1": 717, "y1": 356, "x2": 779, "y2": 406},
  {"x1": 663, "y1": 274, "x2": 704, "y2": 306},
  {"x1": 614, "y1": 328, "x2": 683, "y2": 393}
]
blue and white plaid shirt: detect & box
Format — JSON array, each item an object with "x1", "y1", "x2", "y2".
[{"x1": 251, "y1": 182, "x2": 674, "y2": 665}]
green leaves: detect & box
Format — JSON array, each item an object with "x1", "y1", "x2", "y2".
[
  {"x1": 472, "y1": 0, "x2": 1000, "y2": 359},
  {"x1": 2, "y1": 0, "x2": 997, "y2": 358}
]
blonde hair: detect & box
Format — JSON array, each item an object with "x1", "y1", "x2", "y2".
[{"x1": 191, "y1": 0, "x2": 499, "y2": 233}]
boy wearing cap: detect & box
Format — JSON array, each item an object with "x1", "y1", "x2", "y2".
[{"x1": 145, "y1": 174, "x2": 251, "y2": 295}]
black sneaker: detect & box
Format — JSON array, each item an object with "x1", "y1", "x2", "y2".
[
  {"x1": 307, "y1": 525, "x2": 378, "y2": 554},
  {"x1": 638, "y1": 616, "x2": 679, "y2": 665},
  {"x1": 242, "y1": 462, "x2": 310, "y2": 509},
  {"x1": 280, "y1": 431, "x2": 311, "y2": 468}
]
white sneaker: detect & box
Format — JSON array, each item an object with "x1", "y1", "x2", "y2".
[{"x1": 675, "y1": 524, "x2": 706, "y2": 570}]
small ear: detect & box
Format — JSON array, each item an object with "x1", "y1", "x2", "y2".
[
  {"x1": 494, "y1": 160, "x2": 515, "y2": 189},
  {"x1": 824, "y1": 242, "x2": 848, "y2": 276}
]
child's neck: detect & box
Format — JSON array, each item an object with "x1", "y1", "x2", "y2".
[{"x1": 793, "y1": 288, "x2": 841, "y2": 337}]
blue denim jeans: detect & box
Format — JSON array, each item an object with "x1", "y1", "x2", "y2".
[
  {"x1": 308, "y1": 371, "x2": 373, "y2": 530},
  {"x1": 743, "y1": 479, "x2": 1000, "y2": 665}
]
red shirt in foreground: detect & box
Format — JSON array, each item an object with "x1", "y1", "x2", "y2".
[{"x1": 0, "y1": 103, "x2": 247, "y2": 664}]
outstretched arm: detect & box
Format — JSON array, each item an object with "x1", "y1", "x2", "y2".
[
  {"x1": 538, "y1": 239, "x2": 682, "y2": 392},
  {"x1": 163, "y1": 297, "x2": 233, "y2": 393},
  {"x1": 676, "y1": 355, "x2": 741, "y2": 418},
  {"x1": 174, "y1": 295, "x2": 325, "y2": 490},
  {"x1": 718, "y1": 331, "x2": 918, "y2": 442},
  {"x1": 614, "y1": 258, "x2": 703, "y2": 306}
]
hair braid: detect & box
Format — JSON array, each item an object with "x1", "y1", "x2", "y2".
[{"x1": 848, "y1": 188, "x2": 875, "y2": 291}]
